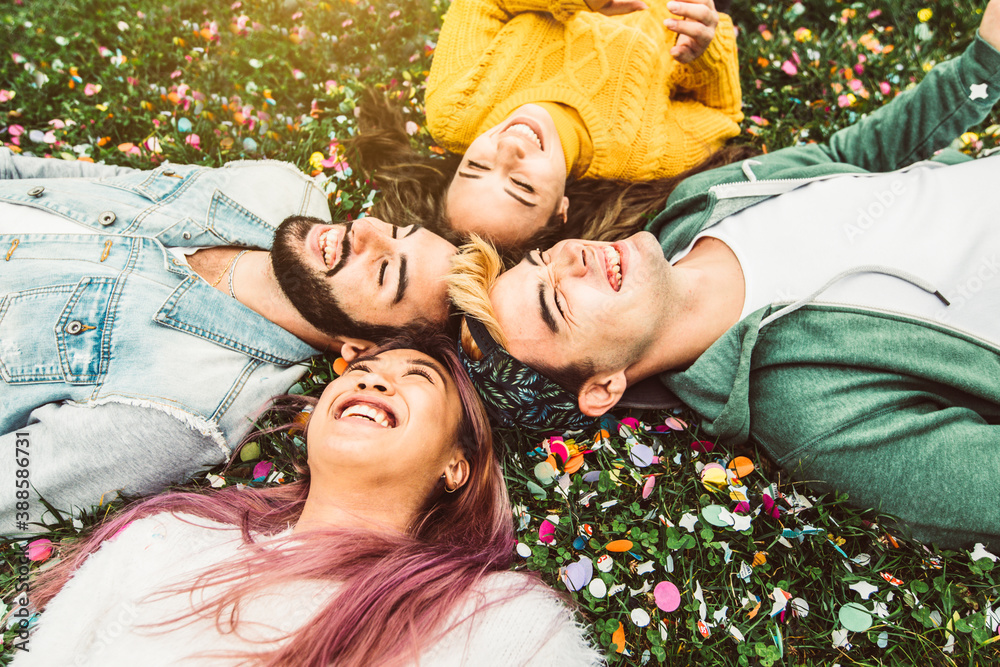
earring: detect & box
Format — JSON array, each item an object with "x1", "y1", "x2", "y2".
[{"x1": 444, "y1": 484, "x2": 458, "y2": 494}]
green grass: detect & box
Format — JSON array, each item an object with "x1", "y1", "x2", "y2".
[{"x1": 3, "y1": 0, "x2": 1000, "y2": 664}]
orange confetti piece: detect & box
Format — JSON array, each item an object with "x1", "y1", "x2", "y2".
[
  {"x1": 881, "y1": 572, "x2": 903, "y2": 586},
  {"x1": 611, "y1": 622, "x2": 625, "y2": 653},
  {"x1": 727, "y1": 456, "x2": 755, "y2": 479},
  {"x1": 752, "y1": 551, "x2": 767, "y2": 567},
  {"x1": 333, "y1": 357, "x2": 349, "y2": 376},
  {"x1": 606, "y1": 540, "x2": 633, "y2": 553},
  {"x1": 564, "y1": 453, "x2": 585, "y2": 474},
  {"x1": 117, "y1": 142, "x2": 135, "y2": 152}
]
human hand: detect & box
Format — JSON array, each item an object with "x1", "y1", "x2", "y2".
[
  {"x1": 585, "y1": 0, "x2": 648, "y2": 17},
  {"x1": 664, "y1": 0, "x2": 718, "y2": 64},
  {"x1": 980, "y1": 0, "x2": 1000, "y2": 52}
]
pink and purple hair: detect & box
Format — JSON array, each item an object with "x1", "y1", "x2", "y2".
[{"x1": 31, "y1": 334, "x2": 517, "y2": 667}]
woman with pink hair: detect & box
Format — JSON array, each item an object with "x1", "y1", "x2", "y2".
[{"x1": 14, "y1": 335, "x2": 601, "y2": 667}]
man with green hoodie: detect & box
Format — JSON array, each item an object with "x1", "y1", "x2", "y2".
[{"x1": 449, "y1": 0, "x2": 1000, "y2": 549}]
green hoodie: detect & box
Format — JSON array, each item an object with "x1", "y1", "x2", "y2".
[{"x1": 645, "y1": 35, "x2": 1000, "y2": 549}]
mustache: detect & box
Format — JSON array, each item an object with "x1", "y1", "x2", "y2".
[{"x1": 325, "y1": 221, "x2": 354, "y2": 277}]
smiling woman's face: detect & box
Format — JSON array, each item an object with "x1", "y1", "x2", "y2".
[
  {"x1": 306, "y1": 348, "x2": 465, "y2": 500},
  {"x1": 445, "y1": 104, "x2": 569, "y2": 247}
]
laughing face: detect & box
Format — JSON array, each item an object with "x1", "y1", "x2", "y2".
[
  {"x1": 446, "y1": 104, "x2": 569, "y2": 247},
  {"x1": 272, "y1": 216, "x2": 457, "y2": 340},
  {"x1": 306, "y1": 348, "x2": 465, "y2": 500},
  {"x1": 488, "y1": 231, "x2": 677, "y2": 386}
]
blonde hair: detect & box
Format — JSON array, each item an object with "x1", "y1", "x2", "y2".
[{"x1": 448, "y1": 235, "x2": 509, "y2": 357}]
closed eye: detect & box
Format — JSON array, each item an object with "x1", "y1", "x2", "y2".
[
  {"x1": 467, "y1": 160, "x2": 489, "y2": 170},
  {"x1": 511, "y1": 178, "x2": 534, "y2": 193},
  {"x1": 405, "y1": 367, "x2": 434, "y2": 383},
  {"x1": 344, "y1": 362, "x2": 372, "y2": 374},
  {"x1": 378, "y1": 260, "x2": 388, "y2": 287}
]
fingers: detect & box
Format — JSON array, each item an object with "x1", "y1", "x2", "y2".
[
  {"x1": 666, "y1": 0, "x2": 718, "y2": 28},
  {"x1": 670, "y1": 39, "x2": 699, "y2": 64},
  {"x1": 664, "y1": 0, "x2": 717, "y2": 61},
  {"x1": 586, "y1": 0, "x2": 649, "y2": 16}
]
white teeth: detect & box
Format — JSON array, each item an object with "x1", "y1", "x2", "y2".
[
  {"x1": 505, "y1": 123, "x2": 542, "y2": 149},
  {"x1": 341, "y1": 403, "x2": 392, "y2": 428},
  {"x1": 604, "y1": 246, "x2": 622, "y2": 291},
  {"x1": 320, "y1": 230, "x2": 336, "y2": 269}
]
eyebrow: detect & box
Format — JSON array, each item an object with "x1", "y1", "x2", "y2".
[
  {"x1": 537, "y1": 281, "x2": 559, "y2": 334},
  {"x1": 393, "y1": 255, "x2": 408, "y2": 305},
  {"x1": 457, "y1": 172, "x2": 535, "y2": 207},
  {"x1": 410, "y1": 358, "x2": 448, "y2": 383},
  {"x1": 504, "y1": 188, "x2": 536, "y2": 207}
]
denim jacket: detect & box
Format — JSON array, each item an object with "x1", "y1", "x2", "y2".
[{"x1": 0, "y1": 155, "x2": 330, "y2": 451}]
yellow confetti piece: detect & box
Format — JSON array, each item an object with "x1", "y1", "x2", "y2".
[{"x1": 701, "y1": 467, "x2": 727, "y2": 492}]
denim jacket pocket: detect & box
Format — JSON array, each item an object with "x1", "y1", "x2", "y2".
[{"x1": 0, "y1": 278, "x2": 114, "y2": 384}]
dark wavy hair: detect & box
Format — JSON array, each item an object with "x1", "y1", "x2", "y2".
[{"x1": 344, "y1": 87, "x2": 760, "y2": 259}]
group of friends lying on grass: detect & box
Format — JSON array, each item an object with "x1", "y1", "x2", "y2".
[{"x1": 2, "y1": 0, "x2": 1000, "y2": 664}]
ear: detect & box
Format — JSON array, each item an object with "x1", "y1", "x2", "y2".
[
  {"x1": 443, "y1": 451, "x2": 470, "y2": 492},
  {"x1": 577, "y1": 370, "x2": 628, "y2": 417},
  {"x1": 556, "y1": 196, "x2": 570, "y2": 224},
  {"x1": 339, "y1": 338, "x2": 375, "y2": 362}
]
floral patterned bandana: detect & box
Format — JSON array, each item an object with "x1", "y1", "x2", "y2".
[{"x1": 458, "y1": 316, "x2": 596, "y2": 433}]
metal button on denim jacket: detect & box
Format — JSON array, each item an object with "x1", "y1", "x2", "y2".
[{"x1": 0, "y1": 161, "x2": 329, "y2": 451}]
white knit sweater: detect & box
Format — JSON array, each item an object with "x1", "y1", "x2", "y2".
[{"x1": 13, "y1": 513, "x2": 604, "y2": 666}]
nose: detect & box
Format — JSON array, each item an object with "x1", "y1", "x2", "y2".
[
  {"x1": 496, "y1": 135, "x2": 526, "y2": 166},
  {"x1": 555, "y1": 241, "x2": 589, "y2": 278},
  {"x1": 351, "y1": 219, "x2": 393, "y2": 257},
  {"x1": 355, "y1": 370, "x2": 395, "y2": 395}
]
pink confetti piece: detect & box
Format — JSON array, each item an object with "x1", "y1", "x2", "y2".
[
  {"x1": 654, "y1": 581, "x2": 681, "y2": 612},
  {"x1": 27, "y1": 538, "x2": 54, "y2": 562},
  {"x1": 691, "y1": 440, "x2": 715, "y2": 453},
  {"x1": 781, "y1": 60, "x2": 798, "y2": 76},
  {"x1": 252, "y1": 460, "x2": 273, "y2": 480},
  {"x1": 538, "y1": 519, "x2": 556, "y2": 544},
  {"x1": 663, "y1": 416, "x2": 686, "y2": 430}
]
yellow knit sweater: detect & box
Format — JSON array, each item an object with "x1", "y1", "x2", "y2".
[{"x1": 426, "y1": 0, "x2": 744, "y2": 180}]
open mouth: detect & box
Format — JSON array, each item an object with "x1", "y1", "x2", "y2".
[
  {"x1": 335, "y1": 398, "x2": 397, "y2": 428},
  {"x1": 499, "y1": 114, "x2": 545, "y2": 151},
  {"x1": 603, "y1": 245, "x2": 622, "y2": 291},
  {"x1": 319, "y1": 227, "x2": 345, "y2": 270},
  {"x1": 502, "y1": 123, "x2": 542, "y2": 149}
]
